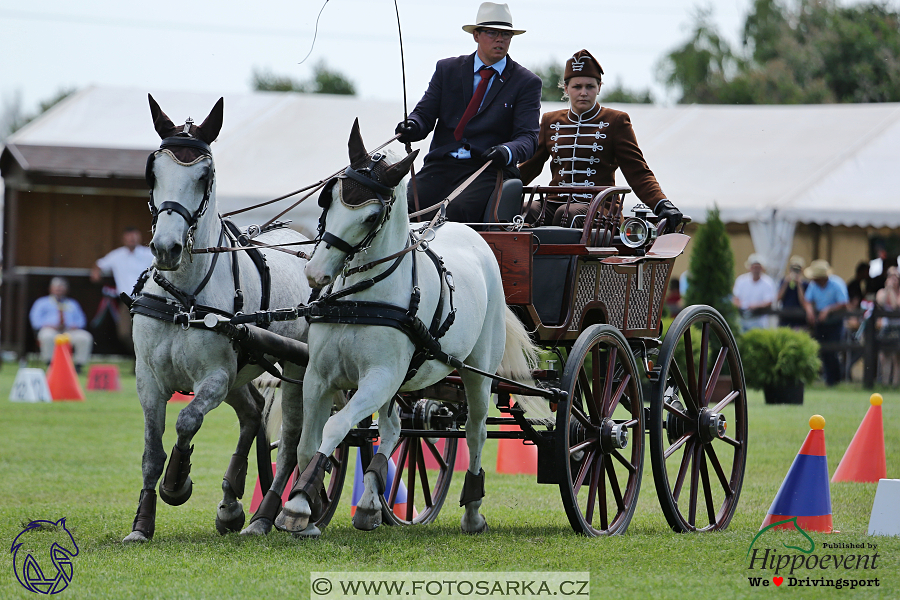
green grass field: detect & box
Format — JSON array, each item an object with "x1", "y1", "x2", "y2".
[{"x1": 1, "y1": 362, "x2": 898, "y2": 599}]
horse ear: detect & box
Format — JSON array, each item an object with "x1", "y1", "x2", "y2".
[
  {"x1": 348, "y1": 118, "x2": 368, "y2": 167},
  {"x1": 195, "y1": 97, "x2": 224, "y2": 144},
  {"x1": 382, "y1": 150, "x2": 420, "y2": 188},
  {"x1": 148, "y1": 94, "x2": 177, "y2": 139}
]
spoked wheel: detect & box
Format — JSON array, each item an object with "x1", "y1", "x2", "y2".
[
  {"x1": 557, "y1": 324, "x2": 644, "y2": 536},
  {"x1": 650, "y1": 305, "x2": 748, "y2": 532},
  {"x1": 361, "y1": 397, "x2": 458, "y2": 525}
]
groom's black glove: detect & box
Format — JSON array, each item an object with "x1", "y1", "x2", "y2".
[
  {"x1": 481, "y1": 146, "x2": 508, "y2": 168},
  {"x1": 395, "y1": 119, "x2": 420, "y2": 143},
  {"x1": 654, "y1": 199, "x2": 683, "y2": 234}
]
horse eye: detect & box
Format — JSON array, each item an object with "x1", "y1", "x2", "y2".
[{"x1": 364, "y1": 213, "x2": 379, "y2": 223}]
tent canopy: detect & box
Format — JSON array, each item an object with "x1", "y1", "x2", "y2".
[{"x1": 7, "y1": 86, "x2": 900, "y2": 236}]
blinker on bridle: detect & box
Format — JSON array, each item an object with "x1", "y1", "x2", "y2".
[
  {"x1": 145, "y1": 117, "x2": 215, "y2": 234},
  {"x1": 316, "y1": 151, "x2": 396, "y2": 261}
]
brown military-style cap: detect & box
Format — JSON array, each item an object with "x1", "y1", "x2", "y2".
[{"x1": 564, "y1": 49, "x2": 604, "y2": 82}]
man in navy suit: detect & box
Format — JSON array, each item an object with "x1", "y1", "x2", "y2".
[{"x1": 396, "y1": 2, "x2": 542, "y2": 223}]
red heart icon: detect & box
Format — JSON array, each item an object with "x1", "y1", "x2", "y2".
[{"x1": 773, "y1": 577, "x2": 783, "y2": 586}]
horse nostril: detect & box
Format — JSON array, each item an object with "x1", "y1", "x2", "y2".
[{"x1": 171, "y1": 243, "x2": 182, "y2": 258}]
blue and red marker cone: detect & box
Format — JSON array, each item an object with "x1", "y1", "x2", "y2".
[
  {"x1": 350, "y1": 446, "x2": 414, "y2": 518},
  {"x1": 760, "y1": 414, "x2": 833, "y2": 532}
]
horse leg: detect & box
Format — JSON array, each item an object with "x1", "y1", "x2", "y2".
[
  {"x1": 458, "y1": 369, "x2": 492, "y2": 534},
  {"x1": 243, "y1": 366, "x2": 304, "y2": 536},
  {"x1": 283, "y1": 373, "x2": 392, "y2": 533},
  {"x1": 353, "y1": 398, "x2": 401, "y2": 531},
  {"x1": 123, "y1": 374, "x2": 168, "y2": 543},
  {"x1": 213, "y1": 384, "x2": 262, "y2": 534},
  {"x1": 159, "y1": 369, "x2": 230, "y2": 507}
]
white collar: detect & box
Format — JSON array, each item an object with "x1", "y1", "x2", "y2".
[{"x1": 474, "y1": 54, "x2": 507, "y2": 76}]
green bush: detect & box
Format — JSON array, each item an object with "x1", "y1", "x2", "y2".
[{"x1": 739, "y1": 327, "x2": 822, "y2": 389}]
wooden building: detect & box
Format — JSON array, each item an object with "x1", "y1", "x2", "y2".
[{"x1": 1, "y1": 143, "x2": 152, "y2": 356}]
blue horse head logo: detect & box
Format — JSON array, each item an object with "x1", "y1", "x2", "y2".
[{"x1": 11, "y1": 518, "x2": 79, "y2": 594}]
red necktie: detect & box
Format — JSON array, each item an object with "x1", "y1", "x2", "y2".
[{"x1": 454, "y1": 67, "x2": 495, "y2": 141}]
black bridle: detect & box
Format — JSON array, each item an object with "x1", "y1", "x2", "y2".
[
  {"x1": 315, "y1": 152, "x2": 394, "y2": 265},
  {"x1": 145, "y1": 134, "x2": 215, "y2": 234}
]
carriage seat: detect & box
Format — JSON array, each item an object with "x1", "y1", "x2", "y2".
[
  {"x1": 530, "y1": 226, "x2": 583, "y2": 326},
  {"x1": 482, "y1": 178, "x2": 524, "y2": 225}
]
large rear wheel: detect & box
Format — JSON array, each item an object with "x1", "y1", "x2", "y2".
[
  {"x1": 649, "y1": 305, "x2": 748, "y2": 532},
  {"x1": 557, "y1": 324, "x2": 644, "y2": 536}
]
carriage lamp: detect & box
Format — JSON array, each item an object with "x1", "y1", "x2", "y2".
[{"x1": 619, "y1": 203, "x2": 658, "y2": 249}]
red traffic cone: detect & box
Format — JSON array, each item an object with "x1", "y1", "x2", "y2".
[
  {"x1": 249, "y1": 463, "x2": 297, "y2": 513},
  {"x1": 496, "y1": 423, "x2": 537, "y2": 474},
  {"x1": 46, "y1": 334, "x2": 84, "y2": 401},
  {"x1": 832, "y1": 394, "x2": 886, "y2": 483},
  {"x1": 760, "y1": 415, "x2": 832, "y2": 532}
]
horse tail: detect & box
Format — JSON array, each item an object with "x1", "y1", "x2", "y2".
[{"x1": 497, "y1": 307, "x2": 554, "y2": 422}]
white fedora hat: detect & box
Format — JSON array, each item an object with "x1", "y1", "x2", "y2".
[{"x1": 462, "y1": 2, "x2": 526, "y2": 35}]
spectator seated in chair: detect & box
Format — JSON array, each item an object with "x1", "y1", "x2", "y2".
[{"x1": 28, "y1": 277, "x2": 93, "y2": 373}]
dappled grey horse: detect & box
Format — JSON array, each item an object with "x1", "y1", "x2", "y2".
[{"x1": 124, "y1": 95, "x2": 312, "y2": 542}]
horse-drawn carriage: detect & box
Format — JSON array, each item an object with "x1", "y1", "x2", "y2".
[
  {"x1": 129, "y1": 100, "x2": 746, "y2": 542},
  {"x1": 289, "y1": 180, "x2": 748, "y2": 537}
]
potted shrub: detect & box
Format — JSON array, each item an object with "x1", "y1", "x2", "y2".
[{"x1": 740, "y1": 328, "x2": 822, "y2": 404}]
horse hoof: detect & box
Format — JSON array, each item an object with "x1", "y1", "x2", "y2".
[
  {"x1": 159, "y1": 477, "x2": 193, "y2": 506},
  {"x1": 123, "y1": 531, "x2": 150, "y2": 544},
  {"x1": 462, "y1": 516, "x2": 489, "y2": 535},
  {"x1": 292, "y1": 524, "x2": 322, "y2": 539},
  {"x1": 240, "y1": 518, "x2": 273, "y2": 536},
  {"x1": 215, "y1": 511, "x2": 246, "y2": 535},
  {"x1": 352, "y1": 507, "x2": 382, "y2": 531},
  {"x1": 277, "y1": 509, "x2": 310, "y2": 533}
]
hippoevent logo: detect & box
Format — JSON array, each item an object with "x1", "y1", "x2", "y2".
[
  {"x1": 746, "y1": 517, "x2": 880, "y2": 590},
  {"x1": 10, "y1": 518, "x2": 79, "y2": 594}
]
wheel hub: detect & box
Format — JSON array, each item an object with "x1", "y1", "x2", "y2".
[
  {"x1": 412, "y1": 399, "x2": 452, "y2": 444},
  {"x1": 698, "y1": 408, "x2": 727, "y2": 444},
  {"x1": 600, "y1": 418, "x2": 628, "y2": 452}
]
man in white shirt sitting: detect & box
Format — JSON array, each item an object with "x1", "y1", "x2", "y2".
[
  {"x1": 733, "y1": 253, "x2": 777, "y2": 332},
  {"x1": 91, "y1": 227, "x2": 153, "y2": 352}
]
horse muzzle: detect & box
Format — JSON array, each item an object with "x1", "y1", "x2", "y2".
[{"x1": 150, "y1": 238, "x2": 184, "y2": 271}]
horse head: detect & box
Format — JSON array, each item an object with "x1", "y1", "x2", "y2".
[
  {"x1": 146, "y1": 94, "x2": 223, "y2": 271},
  {"x1": 306, "y1": 119, "x2": 418, "y2": 288}
]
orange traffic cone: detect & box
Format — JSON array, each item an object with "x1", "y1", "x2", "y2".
[
  {"x1": 496, "y1": 423, "x2": 537, "y2": 475},
  {"x1": 832, "y1": 394, "x2": 886, "y2": 483},
  {"x1": 760, "y1": 415, "x2": 832, "y2": 532},
  {"x1": 46, "y1": 334, "x2": 84, "y2": 401}
]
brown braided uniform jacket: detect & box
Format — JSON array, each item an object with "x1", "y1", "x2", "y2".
[{"x1": 518, "y1": 104, "x2": 665, "y2": 209}]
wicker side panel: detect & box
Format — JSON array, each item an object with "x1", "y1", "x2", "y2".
[
  {"x1": 592, "y1": 264, "x2": 629, "y2": 330},
  {"x1": 648, "y1": 263, "x2": 671, "y2": 330},
  {"x1": 626, "y1": 265, "x2": 652, "y2": 330},
  {"x1": 568, "y1": 263, "x2": 598, "y2": 331}
]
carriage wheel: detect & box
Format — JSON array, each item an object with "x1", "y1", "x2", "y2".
[
  {"x1": 557, "y1": 324, "x2": 644, "y2": 536},
  {"x1": 360, "y1": 397, "x2": 458, "y2": 526},
  {"x1": 649, "y1": 305, "x2": 748, "y2": 532}
]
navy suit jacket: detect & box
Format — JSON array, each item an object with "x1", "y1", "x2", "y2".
[{"x1": 407, "y1": 53, "x2": 542, "y2": 165}]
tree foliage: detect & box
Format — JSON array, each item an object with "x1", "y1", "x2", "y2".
[
  {"x1": 658, "y1": 0, "x2": 900, "y2": 104},
  {"x1": 252, "y1": 61, "x2": 356, "y2": 95},
  {"x1": 684, "y1": 206, "x2": 740, "y2": 331}
]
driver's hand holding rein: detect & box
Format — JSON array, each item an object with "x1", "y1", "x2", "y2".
[{"x1": 395, "y1": 2, "x2": 542, "y2": 223}]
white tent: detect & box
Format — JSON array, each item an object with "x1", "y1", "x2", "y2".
[{"x1": 8, "y1": 86, "x2": 900, "y2": 274}]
